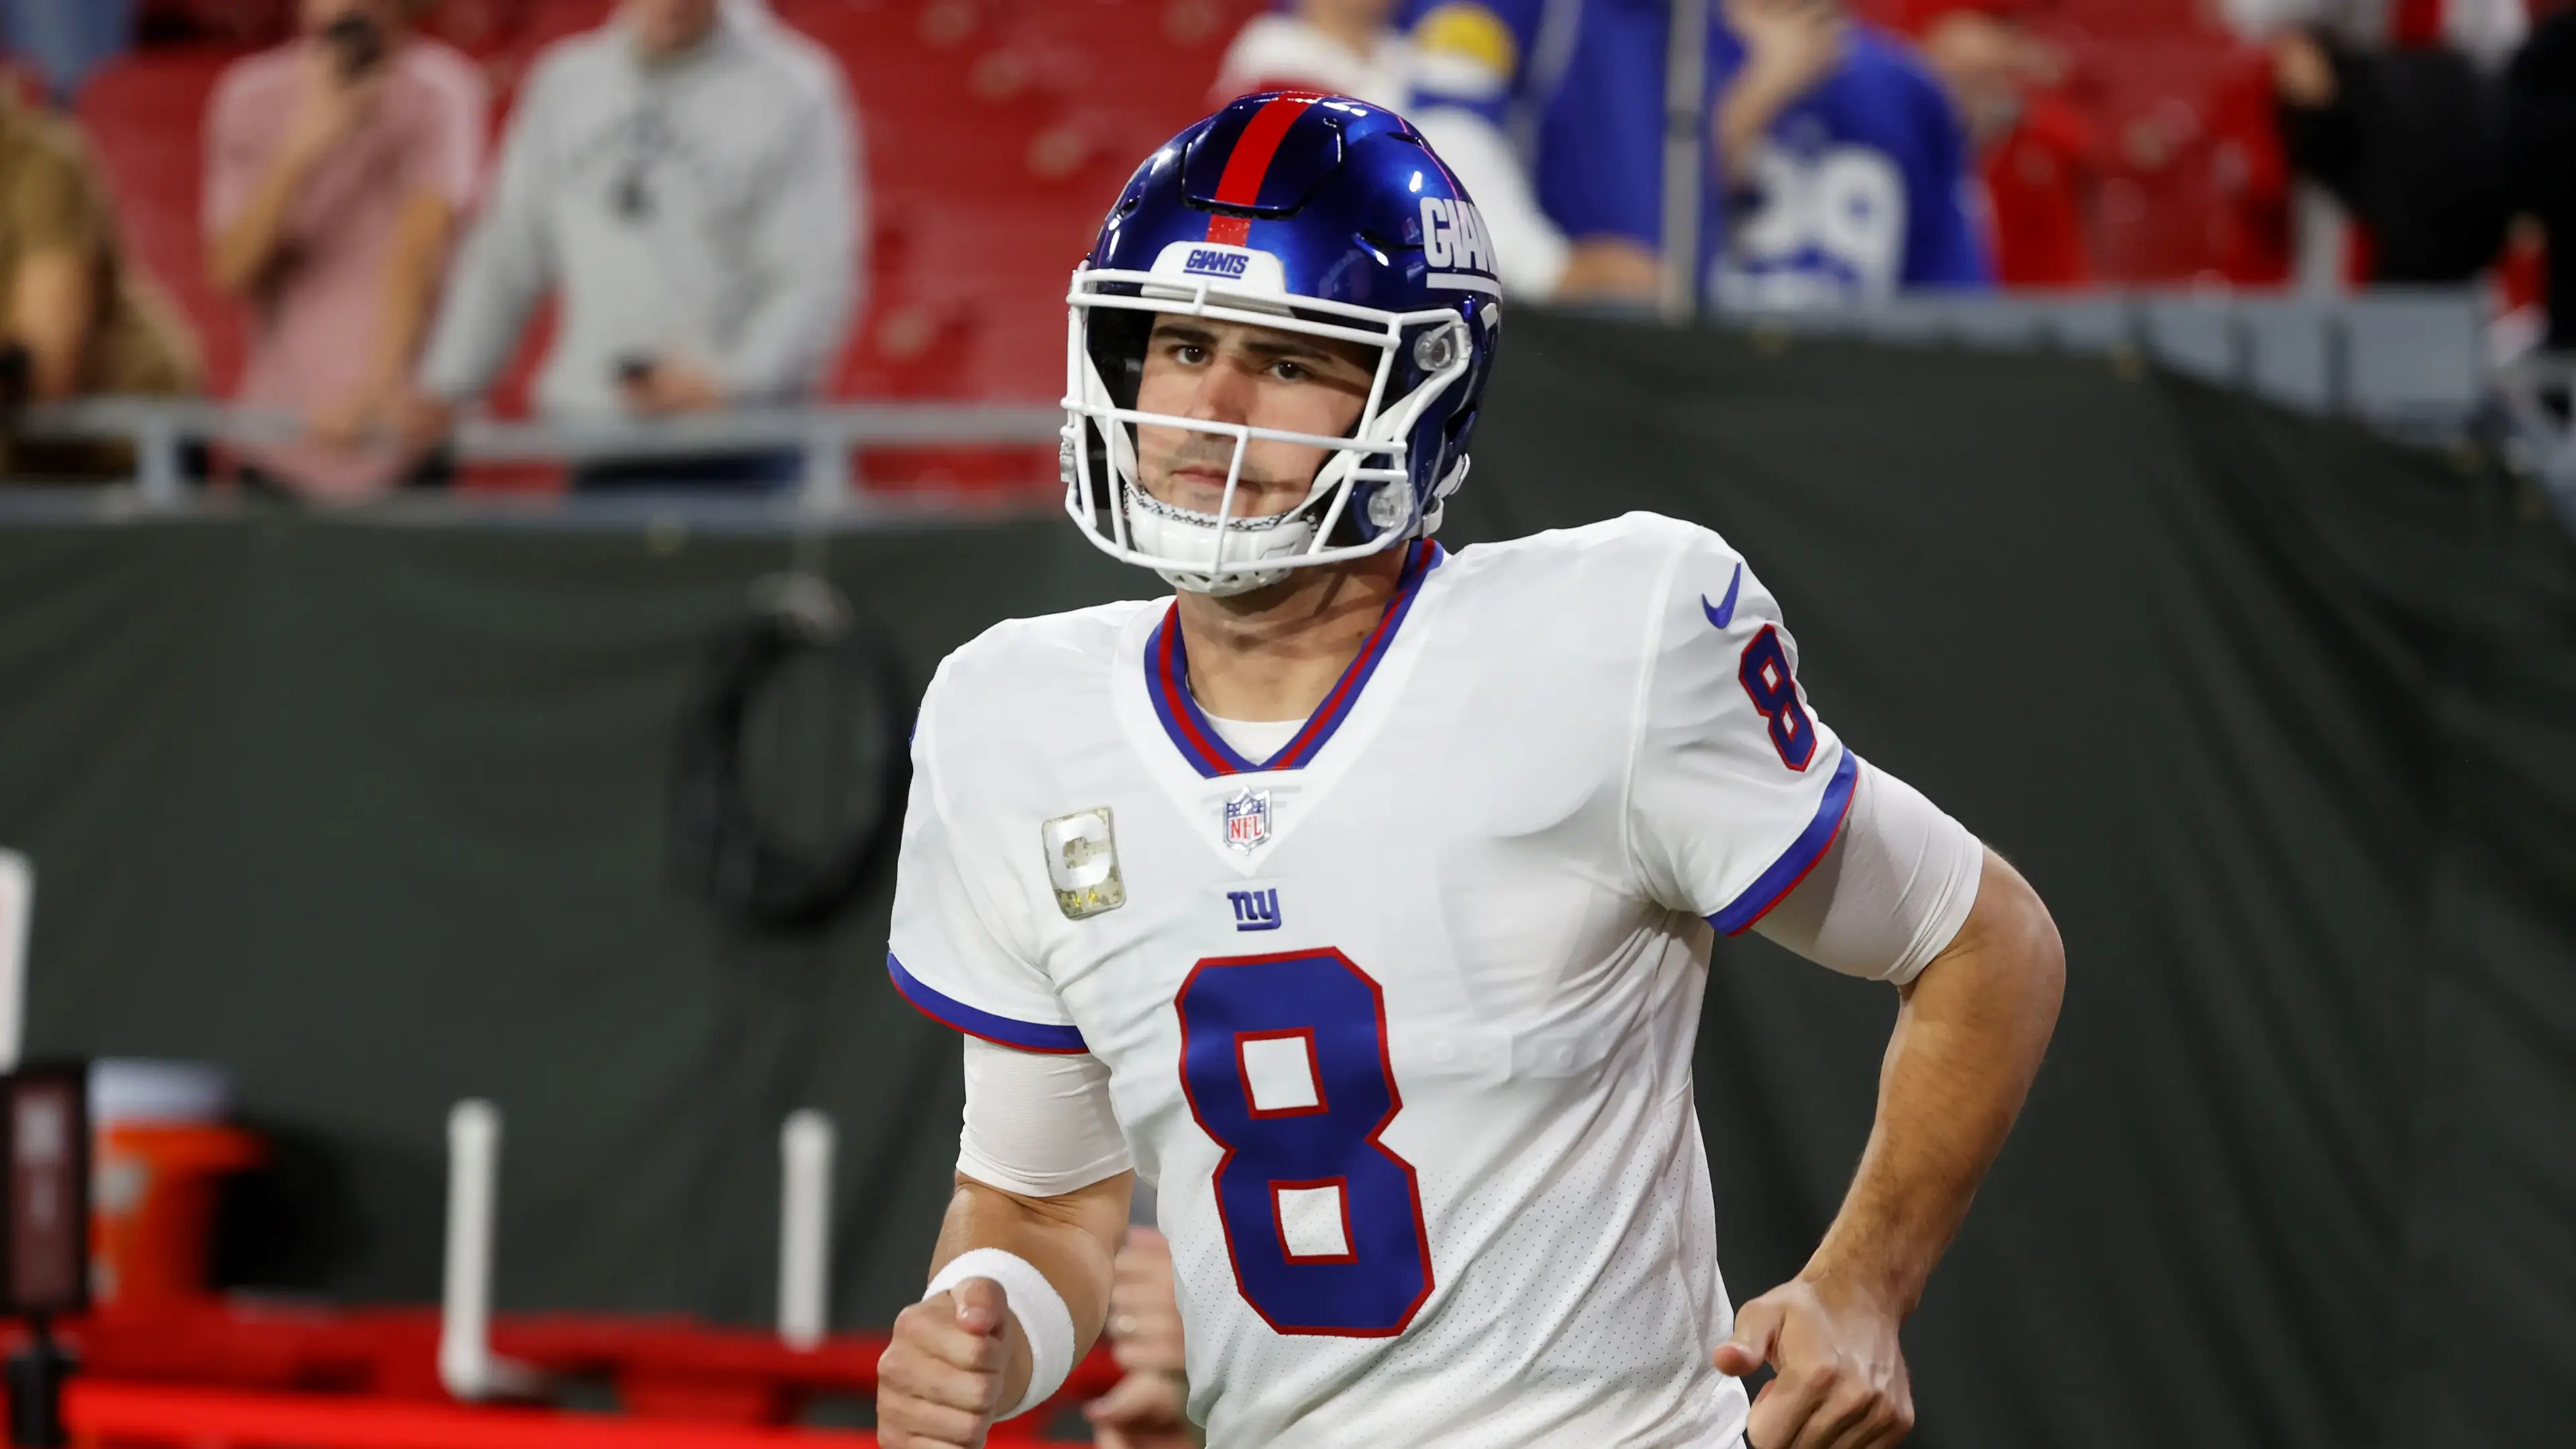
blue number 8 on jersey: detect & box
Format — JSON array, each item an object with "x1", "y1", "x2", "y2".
[{"x1": 1177, "y1": 949, "x2": 1434, "y2": 1336}]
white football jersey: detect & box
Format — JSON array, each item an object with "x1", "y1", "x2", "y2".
[{"x1": 889, "y1": 513, "x2": 1854, "y2": 1447}]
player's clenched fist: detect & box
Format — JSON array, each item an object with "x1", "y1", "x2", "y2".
[
  {"x1": 876, "y1": 1277, "x2": 1016, "y2": 1449},
  {"x1": 1715, "y1": 1277, "x2": 1915, "y2": 1449}
]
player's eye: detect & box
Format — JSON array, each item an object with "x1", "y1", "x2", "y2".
[
  {"x1": 1270, "y1": 360, "x2": 1309, "y2": 382},
  {"x1": 1167, "y1": 342, "x2": 1208, "y2": 366}
]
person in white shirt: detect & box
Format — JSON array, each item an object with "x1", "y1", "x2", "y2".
[
  {"x1": 409, "y1": 0, "x2": 861, "y2": 489},
  {"x1": 1210, "y1": 1, "x2": 1582, "y2": 303},
  {"x1": 1211, "y1": 0, "x2": 1413, "y2": 109}
]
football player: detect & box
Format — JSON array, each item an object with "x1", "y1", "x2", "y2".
[{"x1": 872, "y1": 93, "x2": 2061, "y2": 1448}]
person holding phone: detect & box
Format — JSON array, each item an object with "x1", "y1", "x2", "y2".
[
  {"x1": 205, "y1": 0, "x2": 485, "y2": 502},
  {"x1": 407, "y1": 0, "x2": 864, "y2": 493}
]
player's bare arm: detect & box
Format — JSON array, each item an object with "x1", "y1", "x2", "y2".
[
  {"x1": 875, "y1": 1169, "x2": 1132, "y2": 1449},
  {"x1": 1719, "y1": 850, "x2": 2064, "y2": 1449},
  {"x1": 1715, "y1": 0, "x2": 1851, "y2": 187}
]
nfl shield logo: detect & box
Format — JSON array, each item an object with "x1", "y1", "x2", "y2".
[{"x1": 1223, "y1": 789, "x2": 1271, "y2": 853}]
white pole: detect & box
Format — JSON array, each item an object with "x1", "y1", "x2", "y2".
[
  {"x1": 0, "y1": 850, "x2": 28, "y2": 1074},
  {"x1": 777, "y1": 1109, "x2": 836, "y2": 1349},
  {"x1": 1660, "y1": 0, "x2": 1710, "y2": 322},
  {"x1": 440, "y1": 1099, "x2": 502, "y2": 1400}
]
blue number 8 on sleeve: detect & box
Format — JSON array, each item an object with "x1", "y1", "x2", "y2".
[
  {"x1": 1739, "y1": 624, "x2": 1818, "y2": 770},
  {"x1": 1176, "y1": 949, "x2": 1435, "y2": 1336}
]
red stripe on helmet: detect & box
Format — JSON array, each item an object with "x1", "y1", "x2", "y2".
[{"x1": 1204, "y1": 94, "x2": 1318, "y2": 242}]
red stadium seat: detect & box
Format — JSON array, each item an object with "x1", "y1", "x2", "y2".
[
  {"x1": 80, "y1": 0, "x2": 2266, "y2": 421},
  {"x1": 1864, "y1": 0, "x2": 2275, "y2": 286},
  {"x1": 76, "y1": 46, "x2": 244, "y2": 391},
  {"x1": 81, "y1": 0, "x2": 1256, "y2": 417}
]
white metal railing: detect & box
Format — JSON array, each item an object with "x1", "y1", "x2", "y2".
[
  {"x1": 2492, "y1": 351, "x2": 2576, "y2": 522},
  {"x1": 7, "y1": 397, "x2": 1065, "y2": 511},
  {"x1": 1708, "y1": 287, "x2": 2504, "y2": 431},
  {"x1": 7, "y1": 293, "x2": 2565, "y2": 517}
]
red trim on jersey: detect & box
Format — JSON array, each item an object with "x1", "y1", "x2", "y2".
[
  {"x1": 885, "y1": 954, "x2": 1091, "y2": 1055},
  {"x1": 1270, "y1": 1177, "x2": 1360, "y2": 1264},
  {"x1": 1238, "y1": 1028, "x2": 1329, "y2": 1119},
  {"x1": 1144, "y1": 542, "x2": 1443, "y2": 780},
  {"x1": 1270, "y1": 541, "x2": 1436, "y2": 768},
  {"x1": 1155, "y1": 606, "x2": 1244, "y2": 775},
  {"x1": 1713, "y1": 751, "x2": 1864, "y2": 936}
]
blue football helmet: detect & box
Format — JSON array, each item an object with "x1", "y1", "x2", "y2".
[{"x1": 1064, "y1": 93, "x2": 1503, "y2": 595}]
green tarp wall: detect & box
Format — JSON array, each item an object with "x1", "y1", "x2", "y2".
[{"x1": 1, "y1": 313, "x2": 2569, "y2": 1447}]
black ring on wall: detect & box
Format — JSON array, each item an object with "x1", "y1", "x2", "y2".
[{"x1": 669, "y1": 599, "x2": 910, "y2": 936}]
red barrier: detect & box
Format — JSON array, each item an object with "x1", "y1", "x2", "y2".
[
  {"x1": 14, "y1": 1302, "x2": 1125, "y2": 1445},
  {"x1": 46, "y1": 1302, "x2": 1122, "y2": 1420},
  {"x1": 63, "y1": 1375, "x2": 1110, "y2": 1447},
  {"x1": 65, "y1": 1381, "x2": 873, "y2": 1448}
]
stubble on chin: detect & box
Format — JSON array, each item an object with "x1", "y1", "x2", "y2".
[{"x1": 1137, "y1": 443, "x2": 1305, "y2": 519}]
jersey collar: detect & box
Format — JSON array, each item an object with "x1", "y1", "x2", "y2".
[{"x1": 1144, "y1": 539, "x2": 1444, "y2": 778}]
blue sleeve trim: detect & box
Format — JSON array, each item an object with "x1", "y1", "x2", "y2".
[
  {"x1": 1706, "y1": 749, "x2": 1862, "y2": 936},
  {"x1": 886, "y1": 953, "x2": 1089, "y2": 1055}
]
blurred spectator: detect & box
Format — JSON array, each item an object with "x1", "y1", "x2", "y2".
[
  {"x1": 2506, "y1": 5, "x2": 2576, "y2": 350},
  {"x1": 2216, "y1": 0, "x2": 2527, "y2": 69},
  {"x1": 1549, "y1": 0, "x2": 1991, "y2": 310},
  {"x1": 1906, "y1": 0, "x2": 2097, "y2": 287},
  {"x1": 0, "y1": 89, "x2": 198, "y2": 480},
  {"x1": 1397, "y1": 0, "x2": 1646, "y2": 301},
  {"x1": 2269, "y1": 21, "x2": 2512, "y2": 283},
  {"x1": 1084, "y1": 1226, "x2": 1199, "y2": 1449},
  {"x1": 1705, "y1": 0, "x2": 1990, "y2": 304},
  {"x1": 412, "y1": 0, "x2": 862, "y2": 492},
  {"x1": 1207, "y1": 1, "x2": 1600, "y2": 301},
  {"x1": 0, "y1": 0, "x2": 136, "y2": 104},
  {"x1": 1213, "y1": 0, "x2": 1410, "y2": 108},
  {"x1": 2213, "y1": 0, "x2": 2525, "y2": 288},
  {"x1": 2198, "y1": 36, "x2": 2300, "y2": 287},
  {"x1": 205, "y1": 0, "x2": 485, "y2": 502}
]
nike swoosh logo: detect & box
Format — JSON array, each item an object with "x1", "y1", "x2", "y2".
[{"x1": 1701, "y1": 563, "x2": 1743, "y2": 630}]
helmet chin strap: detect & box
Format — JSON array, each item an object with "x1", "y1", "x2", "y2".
[{"x1": 1126, "y1": 478, "x2": 1321, "y2": 597}]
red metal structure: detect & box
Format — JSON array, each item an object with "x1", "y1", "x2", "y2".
[{"x1": 10, "y1": 1299, "x2": 1123, "y2": 1444}]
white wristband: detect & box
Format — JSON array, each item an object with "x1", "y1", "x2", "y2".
[{"x1": 923, "y1": 1248, "x2": 1075, "y2": 1420}]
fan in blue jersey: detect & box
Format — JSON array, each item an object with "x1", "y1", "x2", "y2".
[
  {"x1": 1551, "y1": 0, "x2": 1994, "y2": 308},
  {"x1": 871, "y1": 91, "x2": 2061, "y2": 1449},
  {"x1": 1397, "y1": 0, "x2": 1673, "y2": 302}
]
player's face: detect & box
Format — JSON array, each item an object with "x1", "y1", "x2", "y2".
[{"x1": 1132, "y1": 315, "x2": 1377, "y2": 519}]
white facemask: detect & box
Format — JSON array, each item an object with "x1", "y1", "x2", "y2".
[{"x1": 1063, "y1": 262, "x2": 1478, "y2": 596}]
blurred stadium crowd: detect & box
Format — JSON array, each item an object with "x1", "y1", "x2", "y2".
[{"x1": 0, "y1": 0, "x2": 2568, "y2": 497}]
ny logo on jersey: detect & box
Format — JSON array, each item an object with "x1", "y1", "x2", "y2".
[{"x1": 1226, "y1": 887, "x2": 1281, "y2": 932}]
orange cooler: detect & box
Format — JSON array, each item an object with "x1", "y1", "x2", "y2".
[{"x1": 89, "y1": 1061, "x2": 264, "y2": 1310}]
